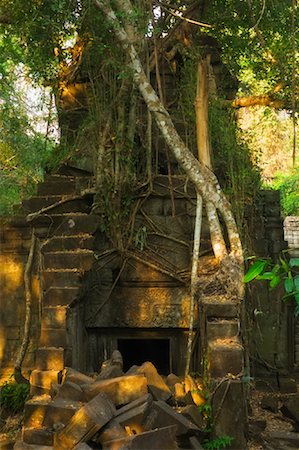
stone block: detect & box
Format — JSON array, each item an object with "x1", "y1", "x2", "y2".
[
  {"x1": 23, "y1": 395, "x2": 52, "y2": 428},
  {"x1": 41, "y1": 306, "x2": 68, "y2": 329},
  {"x1": 189, "y1": 436, "x2": 205, "y2": 449},
  {"x1": 184, "y1": 375, "x2": 205, "y2": 407},
  {"x1": 267, "y1": 431, "x2": 299, "y2": 448},
  {"x1": 40, "y1": 328, "x2": 67, "y2": 348},
  {"x1": 135, "y1": 362, "x2": 172, "y2": 402},
  {"x1": 56, "y1": 381, "x2": 85, "y2": 402},
  {"x1": 180, "y1": 405, "x2": 205, "y2": 429},
  {"x1": 22, "y1": 427, "x2": 53, "y2": 446},
  {"x1": 151, "y1": 400, "x2": 199, "y2": 436},
  {"x1": 43, "y1": 397, "x2": 83, "y2": 428},
  {"x1": 35, "y1": 347, "x2": 64, "y2": 371},
  {"x1": 13, "y1": 440, "x2": 53, "y2": 449},
  {"x1": 202, "y1": 299, "x2": 240, "y2": 318},
  {"x1": 43, "y1": 287, "x2": 80, "y2": 307},
  {"x1": 42, "y1": 270, "x2": 82, "y2": 289},
  {"x1": 212, "y1": 380, "x2": 247, "y2": 450},
  {"x1": 53, "y1": 392, "x2": 116, "y2": 449},
  {"x1": 280, "y1": 393, "x2": 299, "y2": 424},
  {"x1": 83, "y1": 374, "x2": 148, "y2": 406},
  {"x1": 174, "y1": 383, "x2": 186, "y2": 405},
  {"x1": 278, "y1": 376, "x2": 297, "y2": 393},
  {"x1": 74, "y1": 444, "x2": 93, "y2": 450},
  {"x1": 30, "y1": 370, "x2": 62, "y2": 396},
  {"x1": 62, "y1": 367, "x2": 95, "y2": 386},
  {"x1": 166, "y1": 373, "x2": 181, "y2": 387},
  {"x1": 97, "y1": 419, "x2": 127, "y2": 445},
  {"x1": 115, "y1": 401, "x2": 151, "y2": 434},
  {"x1": 206, "y1": 319, "x2": 239, "y2": 341},
  {"x1": 42, "y1": 235, "x2": 94, "y2": 252},
  {"x1": 208, "y1": 340, "x2": 243, "y2": 378},
  {"x1": 102, "y1": 425, "x2": 178, "y2": 450},
  {"x1": 43, "y1": 250, "x2": 95, "y2": 270}
]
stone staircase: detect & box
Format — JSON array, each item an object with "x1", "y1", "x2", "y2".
[{"x1": 22, "y1": 168, "x2": 97, "y2": 398}]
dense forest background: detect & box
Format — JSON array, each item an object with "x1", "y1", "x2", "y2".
[{"x1": 0, "y1": 0, "x2": 298, "y2": 219}]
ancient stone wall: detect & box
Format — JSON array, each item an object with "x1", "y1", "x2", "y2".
[{"x1": 0, "y1": 217, "x2": 41, "y2": 380}]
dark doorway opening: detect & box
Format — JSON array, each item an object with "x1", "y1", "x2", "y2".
[{"x1": 118, "y1": 338, "x2": 170, "y2": 374}]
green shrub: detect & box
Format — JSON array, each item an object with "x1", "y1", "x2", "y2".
[
  {"x1": 272, "y1": 169, "x2": 299, "y2": 217},
  {"x1": 0, "y1": 381, "x2": 29, "y2": 414}
]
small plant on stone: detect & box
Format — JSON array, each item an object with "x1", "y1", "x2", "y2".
[
  {"x1": 0, "y1": 381, "x2": 29, "y2": 415},
  {"x1": 202, "y1": 435, "x2": 234, "y2": 450},
  {"x1": 244, "y1": 253, "x2": 299, "y2": 316}
]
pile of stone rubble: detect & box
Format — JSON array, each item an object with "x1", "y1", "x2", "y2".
[{"x1": 15, "y1": 351, "x2": 207, "y2": 449}]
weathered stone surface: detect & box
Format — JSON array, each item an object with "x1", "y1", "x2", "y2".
[
  {"x1": 184, "y1": 375, "x2": 205, "y2": 407},
  {"x1": 206, "y1": 319, "x2": 239, "y2": 340},
  {"x1": 260, "y1": 395, "x2": 279, "y2": 413},
  {"x1": 280, "y1": 393, "x2": 299, "y2": 424},
  {"x1": 97, "y1": 350, "x2": 124, "y2": 380},
  {"x1": 35, "y1": 347, "x2": 64, "y2": 371},
  {"x1": 134, "y1": 362, "x2": 172, "y2": 402},
  {"x1": 62, "y1": 367, "x2": 95, "y2": 386},
  {"x1": 189, "y1": 436, "x2": 204, "y2": 449},
  {"x1": 13, "y1": 440, "x2": 53, "y2": 449},
  {"x1": 97, "y1": 419, "x2": 127, "y2": 445},
  {"x1": 151, "y1": 401, "x2": 199, "y2": 436},
  {"x1": 248, "y1": 419, "x2": 267, "y2": 435},
  {"x1": 102, "y1": 425, "x2": 178, "y2": 450},
  {"x1": 41, "y1": 306, "x2": 68, "y2": 329},
  {"x1": 54, "y1": 392, "x2": 116, "y2": 450},
  {"x1": 180, "y1": 405, "x2": 205, "y2": 429},
  {"x1": 212, "y1": 380, "x2": 247, "y2": 450},
  {"x1": 43, "y1": 287, "x2": 80, "y2": 307},
  {"x1": 166, "y1": 373, "x2": 181, "y2": 387},
  {"x1": 208, "y1": 340, "x2": 243, "y2": 378},
  {"x1": 202, "y1": 298, "x2": 240, "y2": 318},
  {"x1": 174, "y1": 383, "x2": 186, "y2": 404},
  {"x1": 22, "y1": 427, "x2": 53, "y2": 446},
  {"x1": 43, "y1": 397, "x2": 82, "y2": 428},
  {"x1": 29, "y1": 370, "x2": 62, "y2": 396},
  {"x1": 23, "y1": 395, "x2": 52, "y2": 428},
  {"x1": 42, "y1": 270, "x2": 82, "y2": 289},
  {"x1": 83, "y1": 375, "x2": 148, "y2": 406},
  {"x1": 266, "y1": 431, "x2": 299, "y2": 448},
  {"x1": 40, "y1": 328, "x2": 67, "y2": 348},
  {"x1": 42, "y1": 235, "x2": 94, "y2": 252},
  {"x1": 278, "y1": 376, "x2": 297, "y2": 393},
  {"x1": 43, "y1": 250, "x2": 95, "y2": 270},
  {"x1": 74, "y1": 444, "x2": 93, "y2": 450},
  {"x1": 56, "y1": 380, "x2": 85, "y2": 402},
  {"x1": 115, "y1": 402, "x2": 151, "y2": 434}
]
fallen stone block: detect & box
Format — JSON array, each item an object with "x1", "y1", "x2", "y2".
[
  {"x1": 115, "y1": 401, "x2": 152, "y2": 434},
  {"x1": 134, "y1": 362, "x2": 172, "y2": 402},
  {"x1": 29, "y1": 370, "x2": 62, "y2": 396},
  {"x1": 151, "y1": 400, "x2": 200, "y2": 436},
  {"x1": 13, "y1": 441, "x2": 53, "y2": 450},
  {"x1": 97, "y1": 419, "x2": 127, "y2": 445},
  {"x1": 53, "y1": 392, "x2": 116, "y2": 449},
  {"x1": 96, "y1": 365, "x2": 123, "y2": 381},
  {"x1": 56, "y1": 380, "x2": 86, "y2": 402},
  {"x1": 260, "y1": 395, "x2": 279, "y2": 413},
  {"x1": 22, "y1": 427, "x2": 53, "y2": 446},
  {"x1": 115, "y1": 393, "x2": 153, "y2": 418},
  {"x1": 280, "y1": 393, "x2": 299, "y2": 425},
  {"x1": 180, "y1": 405, "x2": 205, "y2": 429},
  {"x1": 74, "y1": 444, "x2": 93, "y2": 449},
  {"x1": 35, "y1": 347, "x2": 64, "y2": 371},
  {"x1": 102, "y1": 425, "x2": 178, "y2": 450},
  {"x1": 166, "y1": 373, "x2": 181, "y2": 388},
  {"x1": 174, "y1": 383, "x2": 186, "y2": 405},
  {"x1": 184, "y1": 375, "x2": 205, "y2": 407},
  {"x1": 62, "y1": 367, "x2": 95, "y2": 386},
  {"x1": 23, "y1": 395, "x2": 52, "y2": 428},
  {"x1": 266, "y1": 431, "x2": 299, "y2": 448},
  {"x1": 43, "y1": 397, "x2": 83, "y2": 428},
  {"x1": 189, "y1": 436, "x2": 205, "y2": 449},
  {"x1": 83, "y1": 374, "x2": 148, "y2": 406},
  {"x1": 278, "y1": 376, "x2": 297, "y2": 393}
]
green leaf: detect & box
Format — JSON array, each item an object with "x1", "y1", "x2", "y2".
[
  {"x1": 290, "y1": 258, "x2": 299, "y2": 267},
  {"x1": 294, "y1": 275, "x2": 299, "y2": 292},
  {"x1": 280, "y1": 257, "x2": 289, "y2": 272},
  {"x1": 243, "y1": 260, "x2": 268, "y2": 283},
  {"x1": 284, "y1": 278, "x2": 294, "y2": 293},
  {"x1": 269, "y1": 274, "x2": 281, "y2": 289},
  {"x1": 256, "y1": 272, "x2": 275, "y2": 280}
]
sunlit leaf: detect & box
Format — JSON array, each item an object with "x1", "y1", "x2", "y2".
[
  {"x1": 243, "y1": 260, "x2": 268, "y2": 283},
  {"x1": 269, "y1": 274, "x2": 281, "y2": 289},
  {"x1": 284, "y1": 278, "x2": 294, "y2": 293}
]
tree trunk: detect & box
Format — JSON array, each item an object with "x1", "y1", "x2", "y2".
[{"x1": 93, "y1": 0, "x2": 244, "y2": 297}]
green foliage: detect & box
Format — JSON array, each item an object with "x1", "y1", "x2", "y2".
[
  {"x1": 244, "y1": 254, "x2": 299, "y2": 315},
  {"x1": 202, "y1": 435, "x2": 234, "y2": 450},
  {"x1": 0, "y1": 381, "x2": 29, "y2": 414},
  {"x1": 272, "y1": 169, "x2": 299, "y2": 216}
]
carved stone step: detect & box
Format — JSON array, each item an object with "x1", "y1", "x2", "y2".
[
  {"x1": 23, "y1": 196, "x2": 91, "y2": 214},
  {"x1": 40, "y1": 328, "x2": 67, "y2": 348},
  {"x1": 206, "y1": 319, "x2": 239, "y2": 341},
  {"x1": 29, "y1": 213, "x2": 98, "y2": 235},
  {"x1": 29, "y1": 370, "x2": 62, "y2": 396},
  {"x1": 208, "y1": 339, "x2": 244, "y2": 378},
  {"x1": 38, "y1": 176, "x2": 92, "y2": 196}
]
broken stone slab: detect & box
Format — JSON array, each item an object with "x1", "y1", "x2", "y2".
[
  {"x1": 280, "y1": 393, "x2": 299, "y2": 425},
  {"x1": 53, "y1": 392, "x2": 116, "y2": 450},
  {"x1": 266, "y1": 431, "x2": 299, "y2": 448},
  {"x1": 29, "y1": 369, "x2": 62, "y2": 396},
  {"x1": 184, "y1": 375, "x2": 205, "y2": 407},
  {"x1": 43, "y1": 397, "x2": 83, "y2": 428},
  {"x1": 74, "y1": 444, "x2": 93, "y2": 450},
  {"x1": 55, "y1": 380, "x2": 86, "y2": 402},
  {"x1": 130, "y1": 362, "x2": 172, "y2": 402},
  {"x1": 22, "y1": 427, "x2": 53, "y2": 447},
  {"x1": 174, "y1": 383, "x2": 186, "y2": 405},
  {"x1": 82, "y1": 374, "x2": 148, "y2": 406},
  {"x1": 102, "y1": 425, "x2": 178, "y2": 450},
  {"x1": 180, "y1": 405, "x2": 205, "y2": 429},
  {"x1": 23, "y1": 395, "x2": 52, "y2": 428},
  {"x1": 62, "y1": 367, "x2": 95, "y2": 386},
  {"x1": 97, "y1": 419, "x2": 127, "y2": 445},
  {"x1": 151, "y1": 400, "x2": 200, "y2": 436},
  {"x1": 166, "y1": 373, "x2": 181, "y2": 388},
  {"x1": 97, "y1": 350, "x2": 124, "y2": 380},
  {"x1": 115, "y1": 401, "x2": 152, "y2": 435},
  {"x1": 260, "y1": 395, "x2": 279, "y2": 413},
  {"x1": 189, "y1": 435, "x2": 205, "y2": 449}
]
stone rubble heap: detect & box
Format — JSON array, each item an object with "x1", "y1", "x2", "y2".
[{"x1": 15, "y1": 351, "x2": 207, "y2": 449}]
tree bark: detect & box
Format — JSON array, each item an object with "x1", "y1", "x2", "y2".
[
  {"x1": 93, "y1": 0, "x2": 244, "y2": 295},
  {"x1": 14, "y1": 230, "x2": 37, "y2": 384}
]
